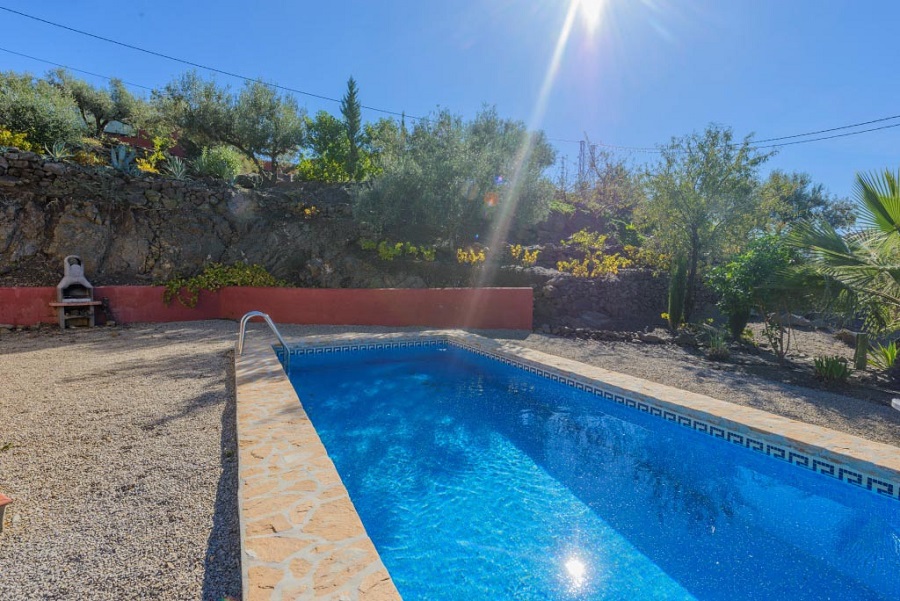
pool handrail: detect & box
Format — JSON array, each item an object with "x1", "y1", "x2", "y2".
[{"x1": 237, "y1": 310, "x2": 290, "y2": 371}]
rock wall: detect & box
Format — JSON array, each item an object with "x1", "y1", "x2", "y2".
[
  {"x1": 0, "y1": 148, "x2": 680, "y2": 329},
  {"x1": 533, "y1": 269, "x2": 670, "y2": 330},
  {"x1": 0, "y1": 148, "x2": 366, "y2": 285}
]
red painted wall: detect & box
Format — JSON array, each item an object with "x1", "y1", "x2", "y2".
[
  {"x1": 0, "y1": 286, "x2": 533, "y2": 330},
  {"x1": 97, "y1": 286, "x2": 221, "y2": 323},
  {"x1": 0, "y1": 287, "x2": 56, "y2": 326}
]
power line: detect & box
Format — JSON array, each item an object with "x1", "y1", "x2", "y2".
[
  {"x1": 556, "y1": 117, "x2": 900, "y2": 155},
  {"x1": 0, "y1": 5, "x2": 420, "y2": 120},
  {"x1": 0, "y1": 46, "x2": 153, "y2": 90},
  {"x1": 756, "y1": 120, "x2": 900, "y2": 148},
  {"x1": 753, "y1": 114, "x2": 900, "y2": 144},
  {"x1": 1, "y1": 4, "x2": 898, "y2": 153}
]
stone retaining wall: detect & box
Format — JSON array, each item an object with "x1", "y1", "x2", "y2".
[{"x1": 0, "y1": 148, "x2": 360, "y2": 285}]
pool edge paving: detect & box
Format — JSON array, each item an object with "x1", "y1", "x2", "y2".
[
  {"x1": 235, "y1": 334, "x2": 401, "y2": 601},
  {"x1": 235, "y1": 329, "x2": 900, "y2": 599}
]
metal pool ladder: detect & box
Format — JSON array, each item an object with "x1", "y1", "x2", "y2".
[{"x1": 237, "y1": 311, "x2": 290, "y2": 371}]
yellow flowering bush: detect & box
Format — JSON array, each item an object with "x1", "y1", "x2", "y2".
[
  {"x1": 457, "y1": 247, "x2": 487, "y2": 265},
  {"x1": 0, "y1": 128, "x2": 33, "y2": 151},
  {"x1": 135, "y1": 158, "x2": 159, "y2": 174},
  {"x1": 509, "y1": 244, "x2": 539, "y2": 266},
  {"x1": 557, "y1": 251, "x2": 632, "y2": 277}
]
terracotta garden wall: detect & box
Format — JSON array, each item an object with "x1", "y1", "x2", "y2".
[{"x1": 0, "y1": 286, "x2": 533, "y2": 330}]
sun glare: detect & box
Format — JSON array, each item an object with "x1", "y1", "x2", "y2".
[
  {"x1": 564, "y1": 556, "x2": 588, "y2": 591},
  {"x1": 574, "y1": 0, "x2": 607, "y2": 33}
]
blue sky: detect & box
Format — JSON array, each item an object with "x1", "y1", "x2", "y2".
[{"x1": 1, "y1": 0, "x2": 898, "y2": 199}]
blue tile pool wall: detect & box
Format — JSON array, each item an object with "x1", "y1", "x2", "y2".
[{"x1": 279, "y1": 337, "x2": 900, "y2": 502}]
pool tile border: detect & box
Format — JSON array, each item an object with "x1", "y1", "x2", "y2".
[{"x1": 281, "y1": 331, "x2": 900, "y2": 502}]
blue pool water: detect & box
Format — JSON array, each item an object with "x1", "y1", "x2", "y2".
[{"x1": 288, "y1": 346, "x2": 900, "y2": 600}]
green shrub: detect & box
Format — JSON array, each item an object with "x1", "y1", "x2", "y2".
[
  {"x1": 707, "y1": 235, "x2": 793, "y2": 339},
  {"x1": 813, "y1": 355, "x2": 851, "y2": 384},
  {"x1": 869, "y1": 341, "x2": 898, "y2": 370},
  {"x1": 192, "y1": 145, "x2": 243, "y2": 182},
  {"x1": 562, "y1": 229, "x2": 607, "y2": 251},
  {"x1": 549, "y1": 200, "x2": 576, "y2": 215},
  {"x1": 0, "y1": 72, "x2": 84, "y2": 147},
  {"x1": 162, "y1": 262, "x2": 287, "y2": 308},
  {"x1": 359, "y1": 238, "x2": 436, "y2": 262},
  {"x1": 704, "y1": 327, "x2": 730, "y2": 361},
  {"x1": 377, "y1": 241, "x2": 404, "y2": 261}
]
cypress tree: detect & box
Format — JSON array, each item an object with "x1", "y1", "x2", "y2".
[{"x1": 340, "y1": 76, "x2": 362, "y2": 180}]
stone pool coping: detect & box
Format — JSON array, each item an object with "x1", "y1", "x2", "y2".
[
  {"x1": 236, "y1": 329, "x2": 900, "y2": 599},
  {"x1": 235, "y1": 332, "x2": 400, "y2": 601}
]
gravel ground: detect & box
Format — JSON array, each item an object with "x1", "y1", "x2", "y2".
[
  {"x1": 1, "y1": 321, "x2": 897, "y2": 600},
  {"x1": 0, "y1": 321, "x2": 240, "y2": 601}
]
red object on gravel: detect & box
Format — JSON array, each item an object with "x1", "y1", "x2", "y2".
[{"x1": 0, "y1": 493, "x2": 11, "y2": 533}]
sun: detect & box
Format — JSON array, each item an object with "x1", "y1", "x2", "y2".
[{"x1": 574, "y1": 0, "x2": 607, "y2": 33}]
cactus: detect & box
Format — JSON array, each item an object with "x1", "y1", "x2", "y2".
[
  {"x1": 110, "y1": 145, "x2": 137, "y2": 175},
  {"x1": 854, "y1": 333, "x2": 868, "y2": 370},
  {"x1": 667, "y1": 254, "x2": 688, "y2": 331}
]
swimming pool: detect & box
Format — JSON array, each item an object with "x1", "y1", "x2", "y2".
[{"x1": 286, "y1": 341, "x2": 900, "y2": 600}]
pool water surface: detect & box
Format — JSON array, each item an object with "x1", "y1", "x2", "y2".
[{"x1": 288, "y1": 345, "x2": 900, "y2": 600}]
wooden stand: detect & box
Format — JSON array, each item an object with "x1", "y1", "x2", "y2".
[{"x1": 50, "y1": 301, "x2": 102, "y2": 329}]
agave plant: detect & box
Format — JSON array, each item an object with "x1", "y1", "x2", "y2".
[
  {"x1": 43, "y1": 141, "x2": 72, "y2": 161},
  {"x1": 869, "y1": 340, "x2": 899, "y2": 370},
  {"x1": 163, "y1": 155, "x2": 189, "y2": 180},
  {"x1": 110, "y1": 144, "x2": 137, "y2": 175},
  {"x1": 789, "y1": 169, "x2": 900, "y2": 333}
]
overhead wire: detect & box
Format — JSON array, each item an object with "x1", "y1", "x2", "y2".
[
  {"x1": 0, "y1": 46, "x2": 154, "y2": 91},
  {"x1": 0, "y1": 5, "x2": 421, "y2": 120},
  {"x1": 1, "y1": 4, "x2": 898, "y2": 154}
]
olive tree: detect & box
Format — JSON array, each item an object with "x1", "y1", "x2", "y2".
[
  {"x1": 0, "y1": 71, "x2": 84, "y2": 147},
  {"x1": 638, "y1": 124, "x2": 772, "y2": 320},
  {"x1": 354, "y1": 107, "x2": 555, "y2": 245},
  {"x1": 155, "y1": 72, "x2": 305, "y2": 179},
  {"x1": 48, "y1": 69, "x2": 147, "y2": 138}
]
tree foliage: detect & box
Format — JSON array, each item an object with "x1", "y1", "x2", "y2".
[
  {"x1": 297, "y1": 111, "x2": 397, "y2": 182},
  {"x1": 296, "y1": 111, "x2": 351, "y2": 181},
  {"x1": 154, "y1": 72, "x2": 305, "y2": 179},
  {"x1": 761, "y1": 170, "x2": 855, "y2": 231},
  {"x1": 48, "y1": 69, "x2": 147, "y2": 137},
  {"x1": 340, "y1": 76, "x2": 363, "y2": 180},
  {"x1": 638, "y1": 124, "x2": 772, "y2": 320},
  {"x1": 154, "y1": 71, "x2": 233, "y2": 152},
  {"x1": 0, "y1": 71, "x2": 84, "y2": 147},
  {"x1": 232, "y1": 81, "x2": 306, "y2": 178},
  {"x1": 354, "y1": 107, "x2": 555, "y2": 245}
]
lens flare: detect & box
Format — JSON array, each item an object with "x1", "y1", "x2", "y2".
[
  {"x1": 461, "y1": 0, "x2": 582, "y2": 325},
  {"x1": 575, "y1": 0, "x2": 607, "y2": 33}
]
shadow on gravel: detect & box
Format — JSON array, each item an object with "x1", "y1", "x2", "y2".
[{"x1": 202, "y1": 353, "x2": 242, "y2": 601}]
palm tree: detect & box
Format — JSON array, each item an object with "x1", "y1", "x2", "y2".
[{"x1": 788, "y1": 169, "x2": 900, "y2": 333}]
